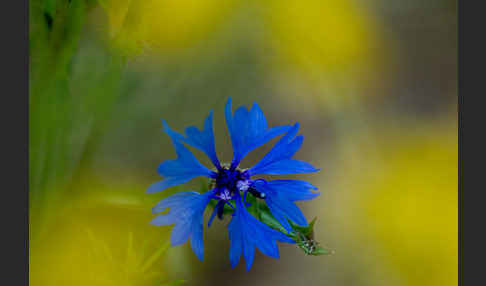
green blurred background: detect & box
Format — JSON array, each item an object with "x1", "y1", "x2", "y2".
[{"x1": 29, "y1": 0, "x2": 457, "y2": 285}]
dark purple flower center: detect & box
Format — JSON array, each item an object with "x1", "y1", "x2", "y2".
[
  {"x1": 215, "y1": 167, "x2": 248, "y2": 194},
  {"x1": 211, "y1": 166, "x2": 266, "y2": 201}
]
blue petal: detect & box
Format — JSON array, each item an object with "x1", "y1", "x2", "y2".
[
  {"x1": 271, "y1": 199, "x2": 306, "y2": 232},
  {"x1": 258, "y1": 180, "x2": 320, "y2": 201},
  {"x1": 152, "y1": 191, "x2": 201, "y2": 213},
  {"x1": 227, "y1": 195, "x2": 294, "y2": 271},
  {"x1": 147, "y1": 122, "x2": 216, "y2": 193},
  {"x1": 243, "y1": 241, "x2": 255, "y2": 271},
  {"x1": 150, "y1": 191, "x2": 213, "y2": 259},
  {"x1": 271, "y1": 198, "x2": 306, "y2": 231},
  {"x1": 225, "y1": 97, "x2": 291, "y2": 168},
  {"x1": 171, "y1": 220, "x2": 192, "y2": 246},
  {"x1": 252, "y1": 180, "x2": 319, "y2": 232},
  {"x1": 250, "y1": 159, "x2": 318, "y2": 175},
  {"x1": 229, "y1": 216, "x2": 242, "y2": 268},
  {"x1": 162, "y1": 112, "x2": 221, "y2": 169},
  {"x1": 248, "y1": 123, "x2": 319, "y2": 175},
  {"x1": 208, "y1": 200, "x2": 225, "y2": 227},
  {"x1": 190, "y1": 217, "x2": 205, "y2": 261},
  {"x1": 149, "y1": 213, "x2": 175, "y2": 226}
]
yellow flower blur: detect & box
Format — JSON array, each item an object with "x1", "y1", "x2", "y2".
[
  {"x1": 329, "y1": 118, "x2": 457, "y2": 286},
  {"x1": 259, "y1": 0, "x2": 383, "y2": 111},
  {"x1": 261, "y1": 0, "x2": 379, "y2": 80},
  {"x1": 99, "y1": 0, "x2": 237, "y2": 58},
  {"x1": 29, "y1": 179, "x2": 176, "y2": 286}
]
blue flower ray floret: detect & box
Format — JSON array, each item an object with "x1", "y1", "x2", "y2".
[
  {"x1": 148, "y1": 97, "x2": 321, "y2": 270},
  {"x1": 228, "y1": 195, "x2": 295, "y2": 271}
]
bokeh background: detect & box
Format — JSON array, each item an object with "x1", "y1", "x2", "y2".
[{"x1": 29, "y1": 0, "x2": 457, "y2": 285}]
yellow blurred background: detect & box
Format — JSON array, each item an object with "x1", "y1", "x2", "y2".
[{"x1": 29, "y1": 0, "x2": 457, "y2": 285}]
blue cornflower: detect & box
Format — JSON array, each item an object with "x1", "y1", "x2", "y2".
[{"x1": 148, "y1": 97, "x2": 320, "y2": 271}]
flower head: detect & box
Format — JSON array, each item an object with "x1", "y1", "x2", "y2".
[{"x1": 148, "y1": 97, "x2": 320, "y2": 270}]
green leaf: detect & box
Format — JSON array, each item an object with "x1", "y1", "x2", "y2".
[
  {"x1": 243, "y1": 192, "x2": 259, "y2": 217},
  {"x1": 257, "y1": 204, "x2": 289, "y2": 235}
]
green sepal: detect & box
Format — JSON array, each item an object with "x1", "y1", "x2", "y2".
[
  {"x1": 203, "y1": 180, "x2": 331, "y2": 256},
  {"x1": 290, "y1": 218, "x2": 331, "y2": 256},
  {"x1": 244, "y1": 193, "x2": 331, "y2": 256},
  {"x1": 290, "y1": 217, "x2": 317, "y2": 238}
]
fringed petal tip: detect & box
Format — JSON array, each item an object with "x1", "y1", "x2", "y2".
[
  {"x1": 307, "y1": 192, "x2": 321, "y2": 200},
  {"x1": 160, "y1": 119, "x2": 170, "y2": 132},
  {"x1": 149, "y1": 214, "x2": 172, "y2": 226},
  {"x1": 146, "y1": 181, "x2": 164, "y2": 194}
]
